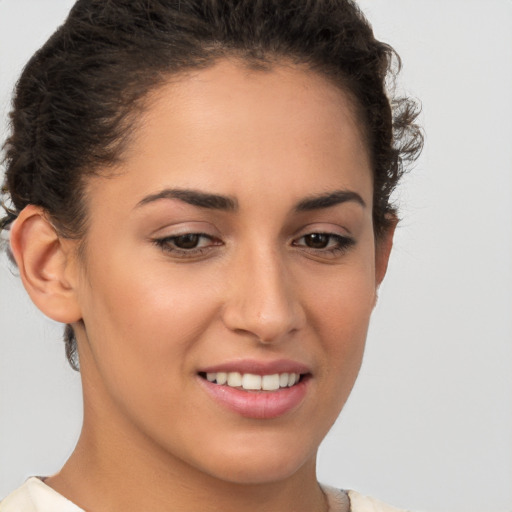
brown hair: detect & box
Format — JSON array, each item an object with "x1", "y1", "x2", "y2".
[{"x1": 0, "y1": 0, "x2": 423, "y2": 370}]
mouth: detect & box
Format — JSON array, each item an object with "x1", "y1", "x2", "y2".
[
  {"x1": 197, "y1": 365, "x2": 311, "y2": 419},
  {"x1": 198, "y1": 371, "x2": 305, "y2": 391}
]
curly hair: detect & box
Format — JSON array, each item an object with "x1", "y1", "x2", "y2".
[{"x1": 0, "y1": 0, "x2": 423, "y2": 370}]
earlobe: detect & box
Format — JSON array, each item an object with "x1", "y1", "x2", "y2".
[{"x1": 10, "y1": 205, "x2": 82, "y2": 324}]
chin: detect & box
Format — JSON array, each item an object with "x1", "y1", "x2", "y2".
[
  {"x1": 186, "y1": 431, "x2": 319, "y2": 486},
  {"x1": 204, "y1": 453, "x2": 314, "y2": 486}
]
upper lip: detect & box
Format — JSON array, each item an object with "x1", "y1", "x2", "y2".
[{"x1": 198, "y1": 359, "x2": 311, "y2": 375}]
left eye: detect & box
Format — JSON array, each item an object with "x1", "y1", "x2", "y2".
[
  {"x1": 301, "y1": 233, "x2": 334, "y2": 249},
  {"x1": 293, "y1": 233, "x2": 354, "y2": 253},
  {"x1": 169, "y1": 233, "x2": 208, "y2": 249}
]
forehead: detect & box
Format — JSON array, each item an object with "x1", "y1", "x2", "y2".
[
  {"x1": 137, "y1": 60, "x2": 368, "y2": 159},
  {"x1": 88, "y1": 60, "x2": 372, "y2": 212}
]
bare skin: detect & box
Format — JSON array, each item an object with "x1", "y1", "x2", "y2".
[{"x1": 11, "y1": 60, "x2": 394, "y2": 512}]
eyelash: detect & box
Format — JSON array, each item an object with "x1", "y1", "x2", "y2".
[
  {"x1": 153, "y1": 232, "x2": 355, "y2": 259},
  {"x1": 292, "y1": 233, "x2": 355, "y2": 258},
  {"x1": 153, "y1": 233, "x2": 221, "y2": 258}
]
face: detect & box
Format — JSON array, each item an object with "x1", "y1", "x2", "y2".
[{"x1": 72, "y1": 60, "x2": 388, "y2": 485}]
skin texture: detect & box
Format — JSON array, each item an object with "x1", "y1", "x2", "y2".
[{"x1": 11, "y1": 60, "x2": 394, "y2": 512}]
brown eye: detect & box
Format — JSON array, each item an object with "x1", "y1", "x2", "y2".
[
  {"x1": 173, "y1": 234, "x2": 201, "y2": 249},
  {"x1": 153, "y1": 232, "x2": 222, "y2": 258},
  {"x1": 303, "y1": 233, "x2": 330, "y2": 249},
  {"x1": 292, "y1": 232, "x2": 356, "y2": 258}
]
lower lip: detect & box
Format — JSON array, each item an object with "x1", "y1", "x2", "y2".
[{"x1": 198, "y1": 376, "x2": 309, "y2": 419}]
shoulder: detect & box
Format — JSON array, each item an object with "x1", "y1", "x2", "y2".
[
  {"x1": 0, "y1": 478, "x2": 83, "y2": 512},
  {"x1": 0, "y1": 479, "x2": 37, "y2": 512},
  {"x1": 347, "y1": 490, "x2": 410, "y2": 512},
  {"x1": 322, "y1": 485, "x2": 411, "y2": 512}
]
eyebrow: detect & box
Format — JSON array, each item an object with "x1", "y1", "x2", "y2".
[
  {"x1": 136, "y1": 187, "x2": 365, "y2": 213},
  {"x1": 136, "y1": 188, "x2": 238, "y2": 211},
  {"x1": 295, "y1": 190, "x2": 366, "y2": 212}
]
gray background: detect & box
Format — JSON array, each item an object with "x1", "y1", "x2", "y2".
[{"x1": 1, "y1": 1, "x2": 511, "y2": 511}]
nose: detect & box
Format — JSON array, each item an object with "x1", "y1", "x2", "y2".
[{"x1": 221, "y1": 244, "x2": 305, "y2": 344}]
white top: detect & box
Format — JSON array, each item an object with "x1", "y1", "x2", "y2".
[{"x1": 0, "y1": 478, "x2": 407, "y2": 512}]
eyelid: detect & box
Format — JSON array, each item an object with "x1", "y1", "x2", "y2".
[
  {"x1": 152, "y1": 232, "x2": 223, "y2": 260},
  {"x1": 292, "y1": 222, "x2": 353, "y2": 238},
  {"x1": 148, "y1": 220, "x2": 221, "y2": 239},
  {"x1": 292, "y1": 232, "x2": 355, "y2": 248},
  {"x1": 290, "y1": 223, "x2": 356, "y2": 259}
]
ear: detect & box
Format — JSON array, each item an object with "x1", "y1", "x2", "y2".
[
  {"x1": 10, "y1": 205, "x2": 82, "y2": 324},
  {"x1": 375, "y1": 215, "x2": 398, "y2": 287}
]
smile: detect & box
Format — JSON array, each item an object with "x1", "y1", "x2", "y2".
[
  {"x1": 198, "y1": 364, "x2": 310, "y2": 419},
  {"x1": 202, "y1": 372, "x2": 302, "y2": 391}
]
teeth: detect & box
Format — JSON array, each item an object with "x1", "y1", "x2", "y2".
[
  {"x1": 216, "y1": 372, "x2": 227, "y2": 385},
  {"x1": 262, "y1": 374, "x2": 280, "y2": 391},
  {"x1": 242, "y1": 373, "x2": 262, "y2": 390},
  {"x1": 227, "y1": 372, "x2": 242, "y2": 387},
  {"x1": 204, "y1": 371, "x2": 302, "y2": 390}
]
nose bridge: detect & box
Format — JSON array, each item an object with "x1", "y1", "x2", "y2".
[{"x1": 222, "y1": 240, "x2": 303, "y2": 342}]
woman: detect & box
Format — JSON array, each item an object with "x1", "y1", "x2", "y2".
[{"x1": 0, "y1": 1, "x2": 422, "y2": 511}]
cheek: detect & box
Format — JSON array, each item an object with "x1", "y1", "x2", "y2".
[
  {"x1": 304, "y1": 247, "x2": 376, "y2": 343},
  {"x1": 312, "y1": 277, "x2": 373, "y2": 378},
  {"x1": 77, "y1": 261, "x2": 225, "y2": 439},
  {"x1": 95, "y1": 279, "x2": 213, "y2": 344},
  {"x1": 300, "y1": 247, "x2": 377, "y2": 388},
  {"x1": 78, "y1": 251, "x2": 224, "y2": 394}
]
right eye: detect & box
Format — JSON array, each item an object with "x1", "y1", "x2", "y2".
[{"x1": 153, "y1": 233, "x2": 222, "y2": 258}]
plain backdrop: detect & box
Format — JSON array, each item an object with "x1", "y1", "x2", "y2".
[{"x1": 1, "y1": 1, "x2": 511, "y2": 511}]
